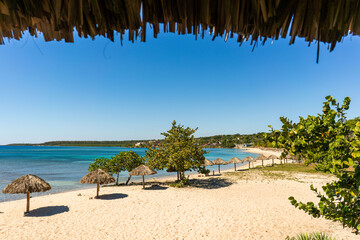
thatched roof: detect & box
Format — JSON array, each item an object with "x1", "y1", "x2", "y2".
[
  {"x1": 267, "y1": 154, "x2": 279, "y2": 160},
  {"x1": 0, "y1": 0, "x2": 358, "y2": 55},
  {"x1": 228, "y1": 157, "x2": 242, "y2": 164},
  {"x1": 2, "y1": 174, "x2": 51, "y2": 194},
  {"x1": 203, "y1": 159, "x2": 214, "y2": 166},
  {"x1": 80, "y1": 169, "x2": 115, "y2": 185},
  {"x1": 243, "y1": 156, "x2": 255, "y2": 162},
  {"x1": 129, "y1": 165, "x2": 157, "y2": 176},
  {"x1": 212, "y1": 158, "x2": 228, "y2": 165},
  {"x1": 256, "y1": 154, "x2": 268, "y2": 161}
]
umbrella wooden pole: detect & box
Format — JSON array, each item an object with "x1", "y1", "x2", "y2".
[
  {"x1": 96, "y1": 183, "x2": 99, "y2": 198},
  {"x1": 248, "y1": 161, "x2": 250, "y2": 169},
  {"x1": 262, "y1": 160, "x2": 264, "y2": 167},
  {"x1": 272, "y1": 159, "x2": 274, "y2": 165},
  {"x1": 26, "y1": 190, "x2": 30, "y2": 213},
  {"x1": 218, "y1": 165, "x2": 220, "y2": 173},
  {"x1": 142, "y1": 175, "x2": 145, "y2": 189},
  {"x1": 234, "y1": 163, "x2": 236, "y2": 171}
]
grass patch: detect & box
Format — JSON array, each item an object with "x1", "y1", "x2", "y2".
[
  {"x1": 224, "y1": 163, "x2": 332, "y2": 182},
  {"x1": 255, "y1": 163, "x2": 320, "y2": 174}
]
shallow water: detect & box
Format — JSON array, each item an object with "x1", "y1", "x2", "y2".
[{"x1": 0, "y1": 146, "x2": 258, "y2": 202}]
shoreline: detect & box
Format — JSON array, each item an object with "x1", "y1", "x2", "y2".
[{"x1": 1, "y1": 151, "x2": 357, "y2": 239}]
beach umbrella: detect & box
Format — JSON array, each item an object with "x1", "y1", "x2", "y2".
[
  {"x1": 129, "y1": 165, "x2": 157, "y2": 189},
  {"x1": 212, "y1": 158, "x2": 228, "y2": 173},
  {"x1": 256, "y1": 155, "x2": 268, "y2": 167},
  {"x1": 203, "y1": 159, "x2": 214, "y2": 167},
  {"x1": 228, "y1": 157, "x2": 242, "y2": 171},
  {"x1": 80, "y1": 169, "x2": 115, "y2": 198},
  {"x1": 243, "y1": 156, "x2": 255, "y2": 169},
  {"x1": 2, "y1": 174, "x2": 51, "y2": 214},
  {"x1": 267, "y1": 155, "x2": 279, "y2": 165}
]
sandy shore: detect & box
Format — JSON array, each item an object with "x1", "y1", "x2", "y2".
[{"x1": 0, "y1": 148, "x2": 358, "y2": 240}]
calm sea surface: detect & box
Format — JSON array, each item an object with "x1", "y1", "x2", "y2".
[{"x1": 0, "y1": 146, "x2": 259, "y2": 202}]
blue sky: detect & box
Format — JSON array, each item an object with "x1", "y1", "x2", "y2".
[{"x1": 0, "y1": 30, "x2": 359, "y2": 144}]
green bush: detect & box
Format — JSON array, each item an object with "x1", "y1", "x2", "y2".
[
  {"x1": 169, "y1": 178, "x2": 190, "y2": 188},
  {"x1": 285, "y1": 232, "x2": 336, "y2": 240}
]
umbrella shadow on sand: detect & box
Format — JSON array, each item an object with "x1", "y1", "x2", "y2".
[
  {"x1": 189, "y1": 178, "x2": 233, "y2": 189},
  {"x1": 97, "y1": 193, "x2": 128, "y2": 200},
  {"x1": 26, "y1": 205, "x2": 69, "y2": 217},
  {"x1": 143, "y1": 184, "x2": 168, "y2": 191}
]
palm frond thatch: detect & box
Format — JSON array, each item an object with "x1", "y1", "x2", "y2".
[
  {"x1": 129, "y1": 165, "x2": 157, "y2": 176},
  {"x1": 228, "y1": 157, "x2": 243, "y2": 164},
  {"x1": 203, "y1": 159, "x2": 214, "y2": 166},
  {"x1": 256, "y1": 154, "x2": 268, "y2": 161},
  {"x1": 80, "y1": 169, "x2": 115, "y2": 185},
  {"x1": 243, "y1": 156, "x2": 255, "y2": 162},
  {"x1": 0, "y1": 0, "x2": 358, "y2": 55},
  {"x1": 267, "y1": 155, "x2": 279, "y2": 160},
  {"x1": 2, "y1": 174, "x2": 51, "y2": 194},
  {"x1": 212, "y1": 158, "x2": 228, "y2": 165}
]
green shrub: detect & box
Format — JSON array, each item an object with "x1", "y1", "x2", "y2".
[
  {"x1": 285, "y1": 232, "x2": 336, "y2": 240},
  {"x1": 169, "y1": 178, "x2": 190, "y2": 188}
]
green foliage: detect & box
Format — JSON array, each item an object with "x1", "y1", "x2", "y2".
[
  {"x1": 169, "y1": 178, "x2": 190, "y2": 188},
  {"x1": 285, "y1": 232, "x2": 336, "y2": 240},
  {"x1": 88, "y1": 151, "x2": 144, "y2": 184},
  {"x1": 267, "y1": 96, "x2": 360, "y2": 234},
  {"x1": 145, "y1": 121, "x2": 207, "y2": 180},
  {"x1": 198, "y1": 166, "x2": 210, "y2": 175},
  {"x1": 89, "y1": 157, "x2": 111, "y2": 172}
]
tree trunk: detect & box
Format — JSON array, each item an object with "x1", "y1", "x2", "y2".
[
  {"x1": 142, "y1": 175, "x2": 145, "y2": 189},
  {"x1": 116, "y1": 173, "x2": 119, "y2": 185},
  {"x1": 177, "y1": 171, "x2": 179, "y2": 181},
  {"x1": 126, "y1": 176, "x2": 132, "y2": 185},
  {"x1": 96, "y1": 183, "x2": 100, "y2": 198},
  {"x1": 26, "y1": 190, "x2": 30, "y2": 213}
]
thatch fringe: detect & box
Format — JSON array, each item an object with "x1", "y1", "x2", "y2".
[
  {"x1": 256, "y1": 154, "x2": 268, "y2": 161},
  {"x1": 80, "y1": 169, "x2": 115, "y2": 184},
  {"x1": 129, "y1": 165, "x2": 157, "y2": 176},
  {"x1": 212, "y1": 158, "x2": 228, "y2": 165},
  {"x1": 0, "y1": 0, "x2": 358, "y2": 52},
  {"x1": 2, "y1": 174, "x2": 51, "y2": 194},
  {"x1": 228, "y1": 157, "x2": 242, "y2": 164}
]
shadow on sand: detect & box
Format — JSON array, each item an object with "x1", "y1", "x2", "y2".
[
  {"x1": 144, "y1": 184, "x2": 168, "y2": 190},
  {"x1": 26, "y1": 205, "x2": 69, "y2": 217},
  {"x1": 97, "y1": 193, "x2": 128, "y2": 200},
  {"x1": 189, "y1": 177, "x2": 233, "y2": 189}
]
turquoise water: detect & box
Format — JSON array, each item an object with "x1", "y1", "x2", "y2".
[{"x1": 0, "y1": 146, "x2": 258, "y2": 202}]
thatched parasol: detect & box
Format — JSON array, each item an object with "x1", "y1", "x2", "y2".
[
  {"x1": 0, "y1": 0, "x2": 357, "y2": 60},
  {"x1": 256, "y1": 154, "x2": 268, "y2": 167},
  {"x1": 2, "y1": 174, "x2": 51, "y2": 213},
  {"x1": 80, "y1": 169, "x2": 115, "y2": 198},
  {"x1": 203, "y1": 159, "x2": 214, "y2": 167},
  {"x1": 243, "y1": 156, "x2": 255, "y2": 169},
  {"x1": 267, "y1": 155, "x2": 279, "y2": 165},
  {"x1": 228, "y1": 157, "x2": 243, "y2": 171},
  {"x1": 129, "y1": 165, "x2": 157, "y2": 189},
  {"x1": 212, "y1": 158, "x2": 228, "y2": 173}
]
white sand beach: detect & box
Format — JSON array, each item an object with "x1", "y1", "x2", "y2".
[{"x1": 0, "y1": 148, "x2": 358, "y2": 240}]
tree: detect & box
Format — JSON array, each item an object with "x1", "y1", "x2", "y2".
[
  {"x1": 89, "y1": 157, "x2": 111, "y2": 172},
  {"x1": 145, "y1": 121, "x2": 207, "y2": 181},
  {"x1": 266, "y1": 96, "x2": 360, "y2": 233},
  {"x1": 121, "y1": 151, "x2": 145, "y2": 185},
  {"x1": 89, "y1": 151, "x2": 144, "y2": 185}
]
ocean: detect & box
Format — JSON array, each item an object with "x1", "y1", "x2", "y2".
[{"x1": 0, "y1": 146, "x2": 259, "y2": 202}]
